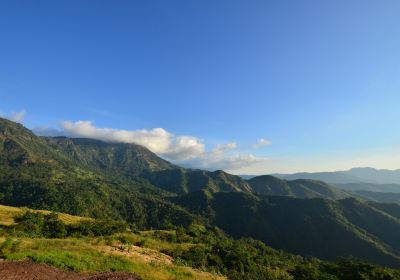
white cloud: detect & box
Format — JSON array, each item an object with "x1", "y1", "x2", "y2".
[
  {"x1": 61, "y1": 120, "x2": 205, "y2": 161},
  {"x1": 37, "y1": 120, "x2": 266, "y2": 171},
  {"x1": 252, "y1": 138, "x2": 271, "y2": 148},
  {"x1": 176, "y1": 141, "x2": 266, "y2": 171},
  {"x1": 163, "y1": 136, "x2": 205, "y2": 161},
  {"x1": 0, "y1": 110, "x2": 26, "y2": 123},
  {"x1": 181, "y1": 153, "x2": 266, "y2": 171}
]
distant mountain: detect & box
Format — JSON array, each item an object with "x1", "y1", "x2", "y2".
[
  {"x1": 173, "y1": 191, "x2": 400, "y2": 268},
  {"x1": 275, "y1": 167, "x2": 400, "y2": 185},
  {"x1": 239, "y1": 175, "x2": 256, "y2": 180},
  {"x1": 248, "y1": 175, "x2": 349, "y2": 199},
  {"x1": 347, "y1": 167, "x2": 400, "y2": 184},
  {"x1": 336, "y1": 182, "x2": 400, "y2": 193},
  {"x1": 353, "y1": 190, "x2": 400, "y2": 204}
]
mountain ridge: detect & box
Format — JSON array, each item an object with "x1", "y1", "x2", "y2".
[
  {"x1": 2, "y1": 117, "x2": 400, "y2": 268},
  {"x1": 274, "y1": 167, "x2": 400, "y2": 185}
]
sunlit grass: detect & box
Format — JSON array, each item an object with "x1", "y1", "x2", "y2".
[
  {"x1": 0, "y1": 204, "x2": 90, "y2": 226},
  {"x1": 0, "y1": 236, "x2": 225, "y2": 280}
]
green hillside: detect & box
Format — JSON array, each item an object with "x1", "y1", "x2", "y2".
[
  {"x1": 142, "y1": 169, "x2": 253, "y2": 194},
  {"x1": 0, "y1": 118, "x2": 195, "y2": 228},
  {"x1": 354, "y1": 190, "x2": 400, "y2": 203},
  {"x1": 44, "y1": 136, "x2": 176, "y2": 176},
  {"x1": 45, "y1": 134, "x2": 253, "y2": 195},
  {"x1": 173, "y1": 191, "x2": 400, "y2": 268},
  {"x1": 2, "y1": 117, "x2": 400, "y2": 273},
  {"x1": 248, "y1": 175, "x2": 349, "y2": 199}
]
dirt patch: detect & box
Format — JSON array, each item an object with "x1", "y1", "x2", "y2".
[{"x1": 0, "y1": 259, "x2": 139, "y2": 280}]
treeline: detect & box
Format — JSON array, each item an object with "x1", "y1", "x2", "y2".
[{"x1": 10, "y1": 211, "x2": 128, "y2": 238}]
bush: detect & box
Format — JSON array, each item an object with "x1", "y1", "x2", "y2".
[
  {"x1": 15, "y1": 212, "x2": 66, "y2": 238},
  {"x1": 67, "y1": 220, "x2": 127, "y2": 237}
]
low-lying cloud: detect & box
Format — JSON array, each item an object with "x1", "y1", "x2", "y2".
[{"x1": 37, "y1": 120, "x2": 266, "y2": 171}]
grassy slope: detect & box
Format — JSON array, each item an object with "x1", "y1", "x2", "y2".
[
  {"x1": 0, "y1": 204, "x2": 224, "y2": 280},
  {"x1": 0, "y1": 236, "x2": 225, "y2": 280}
]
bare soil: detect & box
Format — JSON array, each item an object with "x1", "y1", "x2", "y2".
[{"x1": 0, "y1": 259, "x2": 139, "y2": 280}]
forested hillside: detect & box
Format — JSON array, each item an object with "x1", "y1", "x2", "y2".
[
  {"x1": 173, "y1": 191, "x2": 400, "y2": 268},
  {"x1": 248, "y1": 175, "x2": 349, "y2": 199},
  {"x1": 0, "y1": 118, "x2": 196, "y2": 228},
  {"x1": 1, "y1": 117, "x2": 400, "y2": 272}
]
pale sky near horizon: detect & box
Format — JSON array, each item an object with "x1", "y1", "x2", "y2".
[{"x1": 1, "y1": 1, "x2": 400, "y2": 174}]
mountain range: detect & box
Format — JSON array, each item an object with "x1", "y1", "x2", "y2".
[
  {"x1": 1, "y1": 117, "x2": 400, "y2": 268},
  {"x1": 274, "y1": 167, "x2": 400, "y2": 185}
]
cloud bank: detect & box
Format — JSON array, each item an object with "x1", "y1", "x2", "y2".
[{"x1": 37, "y1": 120, "x2": 266, "y2": 171}]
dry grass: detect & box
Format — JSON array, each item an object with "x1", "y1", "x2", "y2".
[{"x1": 0, "y1": 204, "x2": 90, "y2": 226}]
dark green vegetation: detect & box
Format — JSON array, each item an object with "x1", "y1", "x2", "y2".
[
  {"x1": 1, "y1": 117, "x2": 400, "y2": 276},
  {"x1": 173, "y1": 191, "x2": 400, "y2": 268},
  {"x1": 170, "y1": 226, "x2": 400, "y2": 280}
]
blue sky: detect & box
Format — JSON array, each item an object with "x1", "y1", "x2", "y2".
[{"x1": 1, "y1": 0, "x2": 400, "y2": 174}]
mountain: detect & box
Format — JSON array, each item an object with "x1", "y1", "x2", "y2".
[
  {"x1": 0, "y1": 118, "x2": 195, "y2": 228},
  {"x1": 347, "y1": 167, "x2": 400, "y2": 184},
  {"x1": 275, "y1": 167, "x2": 400, "y2": 185},
  {"x1": 239, "y1": 175, "x2": 256, "y2": 180},
  {"x1": 248, "y1": 175, "x2": 349, "y2": 199},
  {"x1": 44, "y1": 136, "x2": 176, "y2": 177},
  {"x1": 45, "y1": 137, "x2": 253, "y2": 195},
  {"x1": 353, "y1": 191, "x2": 400, "y2": 204},
  {"x1": 3, "y1": 117, "x2": 400, "y2": 269},
  {"x1": 173, "y1": 191, "x2": 400, "y2": 268},
  {"x1": 336, "y1": 182, "x2": 400, "y2": 193},
  {"x1": 0, "y1": 118, "x2": 352, "y2": 200},
  {"x1": 141, "y1": 168, "x2": 253, "y2": 194},
  {"x1": 274, "y1": 171, "x2": 361, "y2": 184}
]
